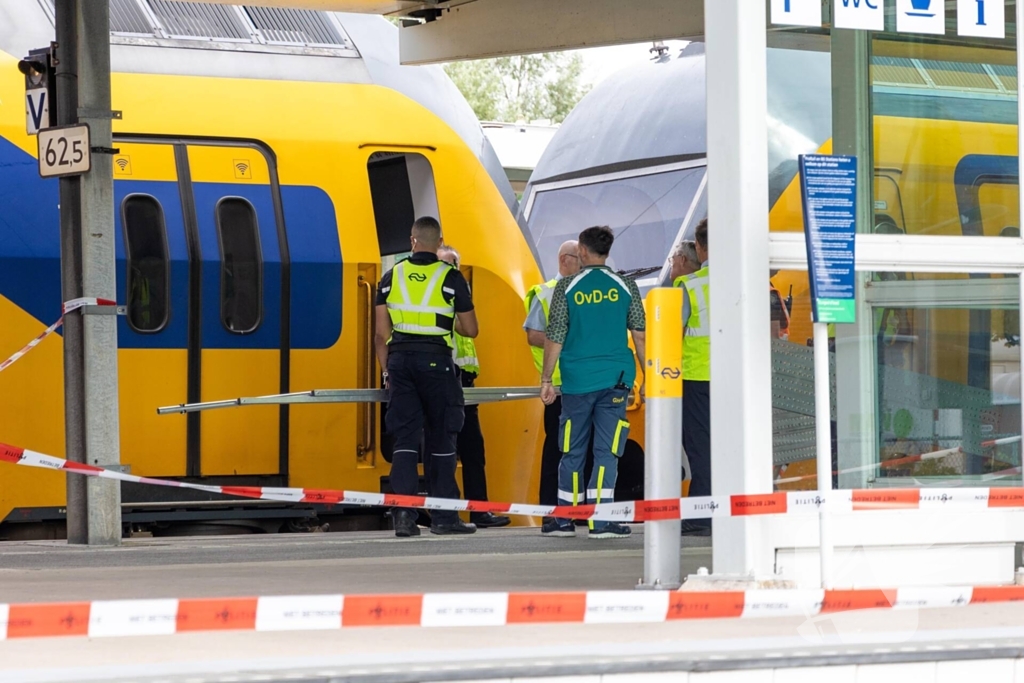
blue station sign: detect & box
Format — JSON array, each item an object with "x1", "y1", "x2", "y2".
[{"x1": 799, "y1": 154, "x2": 858, "y2": 325}]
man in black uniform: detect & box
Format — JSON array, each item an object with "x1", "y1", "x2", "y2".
[{"x1": 375, "y1": 217, "x2": 478, "y2": 537}]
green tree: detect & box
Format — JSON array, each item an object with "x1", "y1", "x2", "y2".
[
  {"x1": 444, "y1": 52, "x2": 591, "y2": 124},
  {"x1": 443, "y1": 60, "x2": 502, "y2": 122}
]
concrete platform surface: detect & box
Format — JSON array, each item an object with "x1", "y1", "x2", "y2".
[{"x1": 0, "y1": 526, "x2": 712, "y2": 602}]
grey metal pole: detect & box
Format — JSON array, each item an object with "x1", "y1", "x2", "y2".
[
  {"x1": 54, "y1": 0, "x2": 88, "y2": 544},
  {"x1": 58, "y1": 0, "x2": 122, "y2": 546},
  {"x1": 641, "y1": 287, "x2": 682, "y2": 590}
]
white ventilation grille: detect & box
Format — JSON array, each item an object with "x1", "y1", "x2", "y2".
[
  {"x1": 109, "y1": 0, "x2": 156, "y2": 35},
  {"x1": 36, "y1": 0, "x2": 356, "y2": 56},
  {"x1": 244, "y1": 6, "x2": 344, "y2": 47},
  {"x1": 146, "y1": 1, "x2": 251, "y2": 41}
]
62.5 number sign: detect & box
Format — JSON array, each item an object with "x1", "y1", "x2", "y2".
[{"x1": 37, "y1": 123, "x2": 90, "y2": 178}]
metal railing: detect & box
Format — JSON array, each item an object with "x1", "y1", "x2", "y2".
[{"x1": 157, "y1": 387, "x2": 543, "y2": 415}]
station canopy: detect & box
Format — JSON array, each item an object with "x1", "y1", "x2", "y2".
[{"x1": 196, "y1": 0, "x2": 704, "y2": 63}]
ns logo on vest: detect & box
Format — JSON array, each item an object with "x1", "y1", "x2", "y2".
[
  {"x1": 408, "y1": 272, "x2": 428, "y2": 282},
  {"x1": 574, "y1": 288, "x2": 620, "y2": 305}
]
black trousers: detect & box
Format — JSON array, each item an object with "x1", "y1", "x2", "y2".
[
  {"x1": 538, "y1": 395, "x2": 594, "y2": 507},
  {"x1": 458, "y1": 372, "x2": 488, "y2": 502},
  {"x1": 385, "y1": 350, "x2": 463, "y2": 525},
  {"x1": 539, "y1": 397, "x2": 562, "y2": 507},
  {"x1": 683, "y1": 379, "x2": 711, "y2": 528}
]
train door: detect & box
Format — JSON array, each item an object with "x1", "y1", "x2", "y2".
[
  {"x1": 186, "y1": 144, "x2": 286, "y2": 478},
  {"x1": 113, "y1": 141, "x2": 190, "y2": 476},
  {"x1": 365, "y1": 150, "x2": 439, "y2": 467}
]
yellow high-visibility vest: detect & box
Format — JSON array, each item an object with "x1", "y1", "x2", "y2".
[
  {"x1": 675, "y1": 265, "x2": 710, "y2": 381},
  {"x1": 385, "y1": 260, "x2": 455, "y2": 348},
  {"x1": 524, "y1": 278, "x2": 562, "y2": 386},
  {"x1": 454, "y1": 333, "x2": 480, "y2": 374}
]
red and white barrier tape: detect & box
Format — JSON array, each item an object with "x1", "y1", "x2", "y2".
[
  {"x1": 1, "y1": 585, "x2": 1023, "y2": 639},
  {"x1": 3, "y1": 443, "x2": 1024, "y2": 522},
  {"x1": 0, "y1": 298, "x2": 117, "y2": 374}
]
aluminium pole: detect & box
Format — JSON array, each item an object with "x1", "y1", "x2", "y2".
[
  {"x1": 70, "y1": 0, "x2": 122, "y2": 545},
  {"x1": 54, "y1": 0, "x2": 88, "y2": 544},
  {"x1": 641, "y1": 287, "x2": 683, "y2": 589}
]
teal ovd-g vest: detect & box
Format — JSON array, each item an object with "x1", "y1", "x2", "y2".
[{"x1": 560, "y1": 267, "x2": 636, "y2": 395}]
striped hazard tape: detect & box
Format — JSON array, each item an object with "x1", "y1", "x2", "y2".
[
  {"x1": 2, "y1": 442, "x2": 1024, "y2": 522},
  {"x1": 0, "y1": 298, "x2": 117, "y2": 374},
  {"x1": 1, "y1": 586, "x2": 1024, "y2": 639}
]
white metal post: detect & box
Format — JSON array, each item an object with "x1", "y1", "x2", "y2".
[
  {"x1": 705, "y1": 0, "x2": 774, "y2": 576},
  {"x1": 641, "y1": 288, "x2": 683, "y2": 590},
  {"x1": 1017, "y1": 0, "x2": 1024, "y2": 487},
  {"x1": 813, "y1": 322, "x2": 833, "y2": 588}
]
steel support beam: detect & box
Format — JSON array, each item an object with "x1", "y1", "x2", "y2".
[
  {"x1": 56, "y1": 0, "x2": 122, "y2": 546},
  {"x1": 398, "y1": 0, "x2": 704, "y2": 64},
  {"x1": 705, "y1": 0, "x2": 774, "y2": 577}
]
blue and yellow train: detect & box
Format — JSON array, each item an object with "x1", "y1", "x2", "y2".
[{"x1": 0, "y1": 2, "x2": 549, "y2": 535}]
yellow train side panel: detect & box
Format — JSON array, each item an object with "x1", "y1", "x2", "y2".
[{"x1": 0, "y1": 296, "x2": 66, "y2": 518}]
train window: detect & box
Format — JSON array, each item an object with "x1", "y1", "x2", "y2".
[
  {"x1": 122, "y1": 194, "x2": 170, "y2": 333},
  {"x1": 367, "y1": 152, "x2": 439, "y2": 257},
  {"x1": 216, "y1": 197, "x2": 263, "y2": 334},
  {"x1": 526, "y1": 166, "x2": 705, "y2": 279}
]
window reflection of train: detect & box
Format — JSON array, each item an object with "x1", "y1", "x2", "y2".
[
  {"x1": 517, "y1": 41, "x2": 1020, "y2": 489},
  {"x1": 0, "y1": 2, "x2": 545, "y2": 537}
]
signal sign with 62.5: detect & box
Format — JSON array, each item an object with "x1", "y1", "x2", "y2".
[{"x1": 37, "y1": 124, "x2": 90, "y2": 178}]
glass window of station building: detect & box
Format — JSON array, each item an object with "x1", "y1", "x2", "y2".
[{"x1": 519, "y1": 3, "x2": 1022, "y2": 494}]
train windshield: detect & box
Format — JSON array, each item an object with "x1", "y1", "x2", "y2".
[{"x1": 524, "y1": 165, "x2": 706, "y2": 279}]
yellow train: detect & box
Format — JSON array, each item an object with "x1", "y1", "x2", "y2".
[
  {"x1": 0, "y1": 3, "x2": 547, "y2": 536},
  {"x1": 519, "y1": 41, "x2": 1020, "y2": 487}
]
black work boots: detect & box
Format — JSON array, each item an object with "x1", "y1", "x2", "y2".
[{"x1": 393, "y1": 509, "x2": 420, "y2": 537}]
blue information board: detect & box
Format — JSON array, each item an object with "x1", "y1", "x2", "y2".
[{"x1": 799, "y1": 154, "x2": 858, "y2": 324}]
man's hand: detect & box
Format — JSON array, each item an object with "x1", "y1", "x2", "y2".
[{"x1": 541, "y1": 382, "x2": 557, "y2": 405}]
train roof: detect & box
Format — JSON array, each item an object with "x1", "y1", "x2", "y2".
[
  {"x1": 524, "y1": 43, "x2": 834, "y2": 204},
  {"x1": 0, "y1": 0, "x2": 516, "y2": 213}
]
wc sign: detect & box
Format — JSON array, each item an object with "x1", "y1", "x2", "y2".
[{"x1": 835, "y1": 0, "x2": 884, "y2": 31}]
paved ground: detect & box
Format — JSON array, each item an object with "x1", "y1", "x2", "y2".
[{"x1": 0, "y1": 526, "x2": 713, "y2": 602}]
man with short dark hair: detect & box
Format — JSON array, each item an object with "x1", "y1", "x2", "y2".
[
  {"x1": 375, "y1": 217, "x2": 478, "y2": 538},
  {"x1": 539, "y1": 226, "x2": 646, "y2": 539}
]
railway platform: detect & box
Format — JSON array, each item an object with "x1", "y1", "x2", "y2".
[
  {"x1": 0, "y1": 526, "x2": 711, "y2": 603},
  {"x1": 3, "y1": 528, "x2": 1024, "y2": 683}
]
